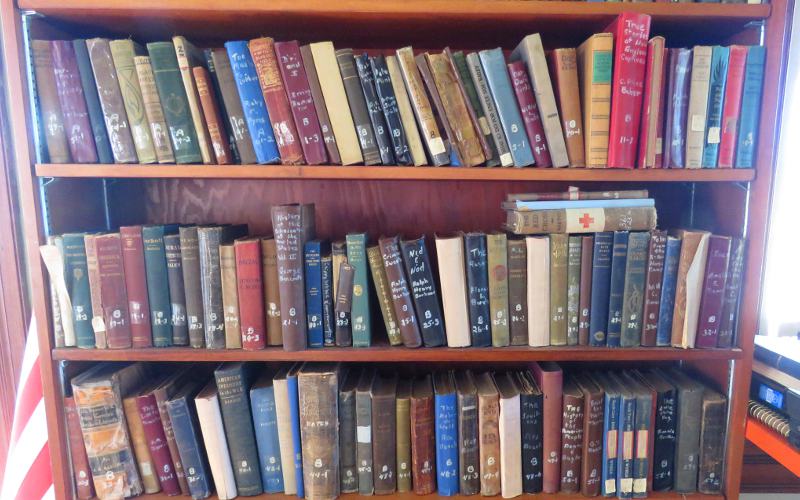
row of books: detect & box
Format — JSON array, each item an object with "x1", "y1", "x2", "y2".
[
  {"x1": 30, "y1": 13, "x2": 765, "y2": 170},
  {"x1": 66, "y1": 362, "x2": 727, "y2": 500},
  {"x1": 41, "y1": 203, "x2": 744, "y2": 352}
]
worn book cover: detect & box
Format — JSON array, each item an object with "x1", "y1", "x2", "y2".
[{"x1": 299, "y1": 363, "x2": 341, "y2": 500}]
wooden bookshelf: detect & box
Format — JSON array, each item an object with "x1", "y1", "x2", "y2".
[
  {"x1": 135, "y1": 492, "x2": 725, "y2": 500},
  {"x1": 1, "y1": 0, "x2": 792, "y2": 498}
]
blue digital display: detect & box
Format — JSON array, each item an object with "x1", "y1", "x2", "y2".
[{"x1": 758, "y1": 383, "x2": 785, "y2": 409}]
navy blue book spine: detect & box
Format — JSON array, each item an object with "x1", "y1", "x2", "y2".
[
  {"x1": 288, "y1": 370, "x2": 305, "y2": 497},
  {"x1": 617, "y1": 393, "x2": 636, "y2": 500},
  {"x1": 304, "y1": 240, "x2": 324, "y2": 348},
  {"x1": 589, "y1": 232, "x2": 614, "y2": 346},
  {"x1": 435, "y1": 390, "x2": 459, "y2": 495},
  {"x1": 656, "y1": 238, "x2": 682, "y2": 346},
  {"x1": 167, "y1": 396, "x2": 212, "y2": 499},
  {"x1": 601, "y1": 391, "x2": 620, "y2": 497},
  {"x1": 321, "y1": 255, "x2": 335, "y2": 346},
  {"x1": 251, "y1": 383, "x2": 285, "y2": 493},
  {"x1": 605, "y1": 232, "x2": 629, "y2": 348},
  {"x1": 72, "y1": 39, "x2": 114, "y2": 163},
  {"x1": 464, "y1": 233, "x2": 491, "y2": 347}
]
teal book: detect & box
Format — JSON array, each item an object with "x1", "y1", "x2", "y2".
[
  {"x1": 346, "y1": 233, "x2": 371, "y2": 347},
  {"x1": 620, "y1": 232, "x2": 650, "y2": 347},
  {"x1": 142, "y1": 225, "x2": 173, "y2": 347},
  {"x1": 735, "y1": 45, "x2": 766, "y2": 168},
  {"x1": 145, "y1": 42, "x2": 202, "y2": 164},
  {"x1": 62, "y1": 233, "x2": 95, "y2": 348},
  {"x1": 702, "y1": 46, "x2": 730, "y2": 167}
]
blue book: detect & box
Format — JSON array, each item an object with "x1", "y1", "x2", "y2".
[
  {"x1": 450, "y1": 148, "x2": 461, "y2": 166},
  {"x1": 735, "y1": 45, "x2": 766, "y2": 168},
  {"x1": 589, "y1": 232, "x2": 614, "y2": 346},
  {"x1": 287, "y1": 363, "x2": 304, "y2": 497},
  {"x1": 478, "y1": 48, "x2": 535, "y2": 167},
  {"x1": 433, "y1": 372, "x2": 459, "y2": 495},
  {"x1": 510, "y1": 198, "x2": 655, "y2": 211},
  {"x1": 623, "y1": 373, "x2": 653, "y2": 499},
  {"x1": 250, "y1": 373, "x2": 284, "y2": 493},
  {"x1": 304, "y1": 240, "x2": 325, "y2": 348},
  {"x1": 656, "y1": 237, "x2": 682, "y2": 346},
  {"x1": 702, "y1": 46, "x2": 730, "y2": 168},
  {"x1": 605, "y1": 232, "x2": 629, "y2": 348},
  {"x1": 166, "y1": 380, "x2": 212, "y2": 500},
  {"x1": 224, "y1": 41, "x2": 280, "y2": 164},
  {"x1": 320, "y1": 253, "x2": 335, "y2": 346},
  {"x1": 611, "y1": 373, "x2": 636, "y2": 500},
  {"x1": 593, "y1": 373, "x2": 621, "y2": 497}
]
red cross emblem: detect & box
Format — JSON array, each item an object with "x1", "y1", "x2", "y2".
[{"x1": 579, "y1": 213, "x2": 594, "y2": 228}]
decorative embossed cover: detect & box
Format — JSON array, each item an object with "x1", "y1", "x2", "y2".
[
  {"x1": 193, "y1": 65, "x2": 232, "y2": 164},
  {"x1": 119, "y1": 226, "x2": 152, "y2": 348},
  {"x1": 508, "y1": 60, "x2": 552, "y2": 168},
  {"x1": 299, "y1": 363, "x2": 341, "y2": 500},
  {"x1": 51, "y1": 40, "x2": 98, "y2": 163},
  {"x1": 133, "y1": 55, "x2": 175, "y2": 163}
]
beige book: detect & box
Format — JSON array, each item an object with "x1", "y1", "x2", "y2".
[
  {"x1": 576, "y1": 33, "x2": 613, "y2": 168},
  {"x1": 172, "y1": 36, "x2": 214, "y2": 164},
  {"x1": 434, "y1": 234, "x2": 471, "y2": 347},
  {"x1": 386, "y1": 56, "x2": 427, "y2": 166},
  {"x1": 261, "y1": 237, "x2": 282, "y2": 346},
  {"x1": 644, "y1": 37, "x2": 666, "y2": 168},
  {"x1": 274, "y1": 365, "x2": 299, "y2": 494},
  {"x1": 122, "y1": 396, "x2": 160, "y2": 493},
  {"x1": 133, "y1": 55, "x2": 175, "y2": 163},
  {"x1": 194, "y1": 380, "x2": 237, "y2": 500},
  {"x1": 526, "y1": 236, "x2": 550, "y2": 347},
  {"x1": 670, "y1": 230, "x2": 711, "y2": 348},
  {"x1": 511, "y1": 34, "x2": 569, "y2": 167},
  {"x1": 474, "y1": 372, "x2": 501, "y2": 496},
  {"x1": 685, "y1": 46, "x2": 713, "y2": 169},
  {"x1": 220, "y1": 244, "x2": 240, "y2": 349},
  {"x1": 309, "y1": 42, "x2": 363, "y2": 166},
  {"x1": 493, "y1": 372, "x2": 522, "y2": 499},
  {"x1": 331, "y1": 241, "x2": 347, "y2": 300}
]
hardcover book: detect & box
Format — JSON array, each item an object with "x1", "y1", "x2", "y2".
[
  {"x1": 300, "y1": 44, "x2": 342, "y2": 164},
  {"x1": 396, "y1": 379, "x2": 413, "y2": 492},
  {"x1": 448, "y1": 49, "x2": 497, "y2": 166},
  {"x1": 235, "y1": 238, "x2": 266, "y2": 350},
  {"x1": 549, "y1": 47, "x2": 585, "y2": 167},
  {"x1": 261, "y1": 237, "x2": 283, "y2": 346},
  {"x1": 606, "y1": 231, "x2": 630, "y2": 348},
  {"x1": 575, "y1": 374, "x2": 604, "y2": 497},
  {"x1": 717, "y1": 45, "x2": 749, "y2": 168},
  {"x1": 337, "y1": 48, "x2": 381, "y2": 165},
  {"x1": 335, "y1": 260, "x2": 355, "y2": 346},
  {"x1": 465, "y1": 52, "x2": 514, "y2": 167},
  {"x1": 133, "y1": 55, "x2": 175, "y2": 163},
  {"x1": 508, "y1": 60, "x2": 551, "y2": 167},
  {"x1": 576, "y1": 33, "x2": 613, "y2": 168},
  {"x1": 718, "y1": 237, "x2": 745, "y2": 347},
  {"x1": 464, "y1": 233, "x2": 491, "y2": 347},
  {"x1": 73, "y1": 39, "x2": 114, "y2": 163},
  {"x1": 299, "y1": 363, "x2": 341, "y2": 500},
  {"x1": 274, "y1": 364, "x2": 304, "y2": 496},
  {"x1": 209, "y1": 48, "x2": 258, "y2": 164},
  {"x1": 136, "y1": 389, "x2": 181, "y2": 495},
  {"x1": 589, "y1": 232, "x2": 613, "y2": 346},
  {"x1": 507, "y1": 238, "x2": 528, "y2": 346},
  {"x1": 220, "y1": 244, "x2": 241, "y2": 348},
  {"x1": 735, "y1": 45, "x2": 766, "y2": 168},
  {"x1": 385, "y1": 55, "x2": 427, "y2": 165},
  {"x1": 400, "y1": 236, "x2": 446, "y2": 347},
  {"x1": 172, "y1": 36, "x2": 214, "y2": 163},
  {"x1": 367, "y1": 245, "x2": 402, "y2": 346},
  {"x1": 167, "y1": 379, "x2": 213, "y2": 499},
  {"x1": 372, "y1": 373, "x2": 398, "y2": 494},
  {"x1": 495, "y1": 372, "x2": 522, "y2": 499},
  {"x1": 370, "y1": 55, "x2": 411, "y2": 165},
  {"x1": 453, "y1": 372, "x2": 479, "y2": 495},
  {"x1": 356, "y1": 368, "x2": 376, "y2": 495},
  {"x1": 638, "y1": 37, "x2": 666, "y2": 168},
  {"x1": 663, "y1": 48, "x2": 693, "y2": 168},
  {"x1": 620, "y1": 232, "x2": 650, "y2": 347},
  {"x1": 346, "y1": 233, "x2": 372, "y2": 347},
  {"x1": 62, "y1": 233, "x2": 98, "y2": 348},
  {"x1": 434, "y1": 234, "x2": 471, "y2": 348},
  {"x1": 686, "y1": 46, "x2": 714, "y2": 168},
  {"x1": 356, "y1": 53, "x2": 395, "y2": 165},
  {"x1": 559, "y1": 379, "x2": 585, "y2": 494},
  {"x1": 487, "y1": 233, "x2": 510, "y2": 347},
  {"x1": 123, "y1": 394, "x2": 159, "y2": 494},
  {"x1": 695, "y1": 235, "x2": 732, "y2": 348},
  {"x1": 578, "y1": 235, "x2": 593, "y2": 345},
  {"x1": 339, "y1": 369, "x2": 359, "y2": 493},
  {"x1": 474, "y1": 372, "x2": 501, "y2": 495},
  {"x1": 566, "y1": 236, "x2": 581, "y2": 345},
  {"x1": 305, "y1": 240, "x2": 326, "y2": 348},
  {"x1": 178, "y1": 226, "x2": 204, "y2": 348},
  {"x1": 670, "y1": 230, "x2": 711, "y2": 349},
  {"x1": 433, "y1": 372, "x2": 459, "y2": 496},
  {"x1": 526, "y1": 236, "x2": 550, "y2": 347},
  {"x1": 411, "y1": 376, "x2": 436, "y2": 495},
  {"x1": 702, "y1": 46, "x2": 731, "y2": 167},
  {"x1": 193, "y1": 65, "x2": 232, "y2": 164},
  {"x1": 530, "y1": 361, "x2": 563, "y2": 494},
  {"x1": 164, "y1": 233, "x2": 188, "y2": 346},
  {"x1": 698, "y1": 389, "x2": 727, "y2": 494},
  {"x1": 657, "y1": 236, "x2": 682, "y2": 346},
  {"x1": 142, "y1": 225, "x2": 173, "y2": 347},
  {"x1": 194, "y1": 379, "x2": 237, "y2": 499},
  {"x1": 549, "y1": 233, "x2": 568, "y2": 346},
  {"x1": 641, "y1": 231, "x2": 667, "y2": 346},
  {"x1": 93, "y1": 234, "x2": 132, "y2": 349},
  {"x1": 380, "y1": 236, "x2": 422, "y2": 348},
  {"x1": 516, "y1": 371, "x2": 543, "y2": 494}
]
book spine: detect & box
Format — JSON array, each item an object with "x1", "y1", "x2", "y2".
[
  {"x1": 435, "y1": 391, "x2": 459, "y2": 496},
  {"x1": 372, "y1": 385, "x2": 398, "y2": 494},
  {"x1": 620, "y1": 232, "x2": 651, "y2": 347},
  {"x1": 153, "y1": 387, "x2": 189, "y2": 495},
  {"x1": 261, "y1": 238, "x2": 283, "y2": 346},
  {"x1": 209, "y1": 48, "x2": 258, "y2": 164},
  {"x1": 520, "y1": 392, "x2": 543, "y2": 493},
  {"x1": 304, "y1": 241, "x2": 324, "y2": 347},
  {"x1": 50, "y1": 41, "x2": 98, "y2": 162},
  {"x1": 696, "y1": 236, "x2": 732, "y2": 348},
  {"x1": 451, "y1": 51, "x2": 499, "y2": 166},
  {"x1": 46, "y1": 236, "x2": 65, "y2": 348},
  {"x1": 347, "y1": 234, "x2": 372, "y2": 347},
  {"x1": 577, "y1": 34, "x2": 612, "y2": 168},
  {"x1": 73, "y1": 39, "x2": 114, "y2": 163},
  {"x1": 204, "y1": 48, "x2": 241, "y2": 163},
  {"x1": 299, "y1": 369, "x2": 340, "y2": 499},
  {"x1": 224, "y1": 41, "x2": 280, "y2": 164},
  {"x1": 334, "y1": 261, "x2": 354, "y2": 346},
  {"x1": 33, "y1": 40, "x2": 73, "y2": 164},
  {"x1": 531, "y1": 364, "x2": 562, "y2": 494},
  {"x1": 410, "y1": 392, "x2": 436, "y2": 495},
  {"x1": 64, "y1": 396, "x2": 95, "y2": 499},
  {"x1": 601, "y1": 393, "x2": 620, "y2": 496},
  {"x1": 164, "y1": 234, "x2": 189, "y2": 346},
  {"x1": 674, "y1": 386, "x2": 703, "y2": 492},
  {"x1": 581, "y1": 388, "x2": 604, "y2": 497},
  {"x1": 193, "y1": 65, "x2": 232, "y2": 164},
  {"x1": 637, "y1": 38, "x2": 665, "y2": 168},
  {"x1": 617, "y1": 395, "x2": 636, "y2": 499},
  {"x1": 137, "y1": 393, "x2": 181, "y2": 495},
  {"x1": 560, "y1": 391, "x2": 585, "y2": 494},
  {"x1": 337, "y1": 48, "x2": 381, "y2": 165},
  {"x1": 578, "y1": 235, "x2": 593, "y2": 345},
  {"x1": 367, "y1": 245, "x2": 402, "y2": 346},
  {"x1": 734, "y1": 45, "x2": 766, "y2": 168},
  {"x1": 526, "y1": 236, "x2": 550, "y2": 347},
  {"x1": 631, "y1": 392, "x2": 652, "y2": 498},
  {"x1": 167, "y1": 396, "x2": 213, "y2": 499},
  {"x1": 415, "y1": 53, "x2": 457, "y2": 165},
  {"x1": 178, "y1": 227, "x2": 204, "y2": 348},
  {"x1": 94, "y1": 234, "x2": 132, "y2": 348},
  {"x1": 396, "y1": 392, "x2": 412, "y2": 492},
  {"x1": 300, "y1": 43, "x2": 343, "y2": 164},
  {"x1": 717, "y1": 237, "x2": 745, "y2": 347},
  {"x1": 505, "y1": 206, "x2": 657, "y2": 234},
  {"x1": 652, "y1": 388, "x2": 677, "y2": 491},
  {"x1": 507, "y1": 239, "x2": 528, "y2": 346},
  {"x1": 235, "y1": 240, "x2": 266, "y2": 350},
  {"x1": 641, "y1": 231, "x2": 667, "y2": 346},
  {"x1": 656, "y1": 238, "x2": 682, "y2": 346},
  {"x1": 566, "y1": 236, "x2": 582, "y2": 345},
  {"x1": 550, "y1": 48, "x2": 585, "y2": 167},
  {"x1": 702, "y1": 47, "x2": 730, "y2": 167},
  {"x1": 251, "y1": 385, "x2": 284, "y2": 493},
  {"x1": 386, "y1": 55, "x2": 427, "y2": 165},
  {"x1": 62, "y1": 234, "x2": 99, "y2": 348},
  {"x1": 356, "y1": 54, "x2": 395, "y2": 165},
  {"x1": 686, "y1": 46, "x2": 714, "y2": 168},
  {"x1": 457, "y1": 391, "x2": 479, "y2": 495},
  {"x1": 401, "y1": 237, "x2": 446, "y2": 347},
  {"x1": 508, "y1": 60, "x2": 552, "y2": 167},
  {"x1": 197, "y1": 228, "x2": 225, "y2": 348},
  {"x1": 665, "y1": 49, "x2": 692, "y2": 168},
  {"x1": 270, "y1": 205, "x2": 309, "y2": 351},
  {"x1": 606, "y1": 231, "x2": 629, "y2": 348},
  {"x1": 465, "y1": 52, "x2": 513, "y2": 167},
  {"x1": 487, "y1": 233, "x2": 510, "y2": 347},
  {"x1": 464, "y1": 233, "x2": 491, "y2": 347},
  {"x1": 321, "y1": 255, "x2": 336, "y2": 346},
  {"x1": 356, "y1": 384, "x2": 374, "y2": 495},
  {"x1": 133, "y1": 55, "x2": 175, "y2": 163},
  {"x1": 274, "y1": 40, "x2": 328, "y2": 165},
  {"x1": 142, "y1": 226, "x2": 173, "y2": 347},
  {"x1": 220, "y1": 245, "x2": 241, "y2": 349},
  {"x1": 84, "y1": 235, "x2": 105, "y2": 348},
  {"x1": 379, "y1": 236, "x2": 422, "y2": 348},
  {"x1": 717, "y1": 46, "x2": 748, "y2": 168},
  {"x1": 654, "y1": 49, "x2": 668, "y2": 168},
  {"x1": 339, "y1": 384, "x2": 357, "y2": 493},
  {"x1": 698, "y1": 396, "x2": 727, "y2": 494},
  {"x1": 172, "y1": 37, "x2": 213, "y2": 164},
  {"x1": 548, "y1": 234, "x2": 568, "y2": 346},
  {"x1": 122, "y1": 397, "x2": 155, "y2": 494}
]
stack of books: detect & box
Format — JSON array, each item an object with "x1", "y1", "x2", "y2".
[
  {"x1": 65, "y1": 362, "x2": 728, "y2": 499},
  {"x1": 31, "y1": 13, "x2": 765, "y2": 169}
]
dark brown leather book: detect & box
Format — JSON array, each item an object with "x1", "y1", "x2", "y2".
[
  {"x1": 454, "y1": 371, "x2": 480, "y2": 495},
  {"x1": 299, "y1": 44, "x2": 341, "y2": 164},
  {"x1": 209, "y1": 48, "x2": 258, "y2": 164},
  {"x1": 416, "y1": 53, "x2": 456, "y2": 164},
  {"x1": 378, "y1": 236, "x2": 422, "y2": 348},
  {"x1": 64, "y1": 396, "x2": 95, "y2": 499},
  {"x1": 193, "y1": 65, "x2": 232, "y2": 164},
  {"x1": 298, "y1": 363, "x2": 341, "y2": 500},
  {"x1": 336, "y1": 48, "x2": 380, "y2": 165},
  {"x1": 578, "y1": 235, "x2": 593, "y2": 345},
  {"x1": 119, "y1": 226, "x2": 152, "y2": 348},
  {"x1": 339, "y1": 369, "x2": 360, "y2": 493},
  {"x1": 235, "y1": 238, "x2": 266, "y2": 350},
  {"x1": 261, "y1": 237, "x2": 283, "y2": 346},
  {"x1": 549, "y1": 48, "x2": 586, "y2": 167},
  {"x1": 474, "y1": 371, "x2": 501, "y2": 496},
  {"x1": 560, "y1": 378, "x2": 585, "y2": 494},
  {"x1": 31, "y1": 40, "x2": 71, "y2": 163},
  {"x1": 410, "y1": 375, "x2": 436, "y2": 495},
  {"x1": 164, "y1": 233, "x2": 189, "y2": 346},
  {"x1": 507, "y1": 238, "x2": 528, "y2": 346},
  {"x1": 696, "y1": 235, "x2": 732, "y2": 349},
  {"x1": 641, "y1": 230, "x2": 667, "y2": 346},
  {"x1": 575, "y1": 373, "x2": 604, "y2": 497},
  {"x1": 93, "y1": 234, "x2": 132, "y2": 349},
  {"x1": 395, "y1": 378, "x2": 413, "y2": 493},
  {"x1": 178, "y1": 226, "x2": 204, "y2": 348},
  {"x1": 698, "y1": 389, "x2": 727, "y2": 494},
  {"x1": 356, "y1": 369, "x2": 377, "y2": 495},
  {"x1": 530, "y1": 361, "x2": 563, "y2": 493},
  {"x1": 372, "y1": 373, "x2": 399, "y2": 494},
  {"x1": 335, "y1": 261, "x2": 355, "y2": 346}
]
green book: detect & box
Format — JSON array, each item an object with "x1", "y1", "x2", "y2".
[
  {"x1": 451, "y1": 50, "x2": 499, "y2": 167},
  {"x1": 487, "y1": 232, "x2": 509, "y2": 347},
  {"x1": 109, "y1": 39, "x2": 157, "y2": 163},
  {"x1": 620, "y1": 232, "x2": 651, "y2": 347},
  {"x1": 549, "y1": 233, "x2": 568, "y2": 346},
  {"x1": 62, "y1": 233, "x2": 95, "y2": 348},
  {"x1": 142, "y1": 225, "x2": 172, "y2": 347},
  {"x1": 566, "y1": 235, "x2": 582, "y2": 346},
  {"x1": 145, "y1": 41, "x2": 201, "y2": 164},
  {"x1": 346, "y1": 233, "x2": 371, "y2": 347}
]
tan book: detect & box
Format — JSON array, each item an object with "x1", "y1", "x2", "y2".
[
  {"x1": 426, "y1": 52, "x2": 485, "y2": 166},
  {"x1": 549, "y1": 48, "x2": 585, "y2": 167},
  {"x1": 194, "y1": 380, "x2": 237, "y2": 500},
  {"x1": 109, "y1": 40, "x2": 157, "y2": 164},
  {"x1": 685, "y1": 46, "x2": 713, "y2": 169},
  {"x1": 549, "y1": 233, "x2": 568, "y2": 346},
  {"x1": 474, "y1": 372, "x2": 501, "y2": 496},
  {"x1": 172, "y1": 36, "x2": 214, "y2": 164},
  {"x1": 494, "y1": 372, "x2": 522, "y2": 499},
  {"x1": 396, "y1": 47, "x2": 449, "y2": 166},
  {"x1": 309, "y1": 42, "x2": 363, "y2": 166},
  {"x1": 643, "y1": 37, "x2": 666, "y2": 168},
  {"x1": 577, "y1": 33, "x2": 613, "y2": 168},
  {"x1": 434, "y1": 234, "x2": 471, "y2": 347},
  {"x1": 386, "y1": 55, "x2": 427, "y2": 166},
  {"x1": 220, "y1": 243, "x2": 240, "y2": 349},
  {"x1": 298, "y1": 363, "x2": 341, "y2": 500},
  {"x1": 367, "y1": 245, "x2": 402, "y2": 346},
  {"x1": 123, "y1": 396, "x2": 160, "y2": 493},
  {"x1": 670, "y1": 229, "x2": 711, "y2": 348},
  {"x1": 260, "y1": 237, "x2": 282, "y2": 346},
  {"x1": 487, "y1": 232, "x2": 510, "y2": 347},
  {"x1": 331, "y1": 240, "x2": 347, "y2": 301},
  {"x1": 83, "y1": 233, "x2": 106, "y2": 348},
  {"x1": 511, "y1": 34, "x2": 569, "y2": 167},
  {"x1": 526, "y1": 236, "x2": 550, "y2": 347},
  {"x1": 133, "y1": 55, "x2": 175, "y2": 163}
]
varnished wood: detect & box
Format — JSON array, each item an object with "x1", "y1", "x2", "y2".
[{"x1": 132, "y1": 491, "x2": 724, "y2": 500}]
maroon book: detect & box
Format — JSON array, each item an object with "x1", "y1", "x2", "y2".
[
  {"x1": 50, "y1": 40, "x2": 98, "y2": 163},
  {"x1": 641, "y1": 230, "x2": 667, "y2": 346},
  {"x1": 136, "y1": 392, "x2": 181, "y2": 495},
  {"x1": 120, "y1": 226, "x2": 152, "y2": 348},
  {"x1": 274, "y1": 40, "x2": 328, "y2": 165},
  {"x1": 64, "y1": 396, "x2": 95, "y2": 499},
  {"x1": 696, "y1": 235, "x2": 732, "y2": 348},
  {"x1": 93, "y1": 234, "x2": 132, "y2": 349},
  {"x1": 507, "y1": 60, "x2": 552, "y2": 168},
  {"x1": 234, "y1": 238, "x2": 266, "y2": 350}
]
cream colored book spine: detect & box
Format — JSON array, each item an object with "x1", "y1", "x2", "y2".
[
  {"x1": 685, "y1": 46, "x2": 713, "y2": 169},
  {"x1": 387, "y1": 55, "x2": 427, "y2": 166},
  {"x1": 576, "y1": 33, "x2": 613, "y2": 168},
  {"x1": 670, "y1": 230, "x2": 711, "y2": 348},
  {"x1": 273, "y1": 372, "x2": 298, "y2": 494},
  {"x1": 434, "y1": 234, "x2": 471, "y2": 347},
  {"x1": 195, "y1": 383, "x2": 237, "y2": 500},
  {"x1": 526, "y1": 235, "x2": 550, "y2": 347},
  {"x1": 495, "y1": 373, "x2": 522, "y2": 499},
  {"x1": 172, "y1": 36, "x2": 214, "y2": 164},
  {"x1": 133, "y1": 55, "x2": 175, "y2": 163}
]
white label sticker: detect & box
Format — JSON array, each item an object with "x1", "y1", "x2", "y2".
[
  {"x1": 621, "y1": 478, "x2": 633, "y2": 493},
  {"x1": 499, "y1": 152, "x2": 514, "y2": 167},
  {"x1": 357, "y1": 426, "x2": 371, "y2": 443},
  {"x1": 605, "y1": 479, "x2": 616, "y2": 494},
  {"x1": 478, "y1": 116, "x2": 491, "y2": 136},
  {"x1": 707, "y1": 126, "x2": 721, "y2": 144},
  {"x1": 565, "y1": 208, "x2": 606, "y2": 233},
  {"x1": 91, "y1": 316, "x2": 106, "y2": 334},
  {"x1": 428, "y1": 137, "x2": 446, "y2": 156},
  {"x1": 691, "y1": 114, "x2": 706, "y2": 132},
  {"x1": 633, "y1": 478, "x2": 647, "y2": 493},
  {"x1": 141, "y1": 462, "x2": 152, "y2": 475}
]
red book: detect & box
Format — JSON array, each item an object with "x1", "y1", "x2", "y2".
[
  {"x1": 274, "y1": 40, "x2": 328, "y2": 165},
  {"x1": 120, "y1": 226, "x2": 152, "y2": 348},
  {"x1": 530, "y1": 361, "x2": 563, "y2": 493},
  {"x1": 234, "y1": 238, "x2": 266, "y2": 350},
  {"x1": 696, "y1": 235, "x2": 732, "y2": 348},
  {"x1": 136, "y1": 392, "x2": 181, "y2": 495},
  {"x1": 637, "y1": 37, "x2": 665, "y2": 169},
  {"x1": 249, "y1": 37, "x2": 305, "y2": 165},
  {"x1": 717, "y1": 45, "x2": 749, "y2": 168},
  {"x1": 64, "y1": 396, "x2": 95, "y2": 499},
  {"x1": 93, "y1": 234, "x2": 132, "y2": 349},
  {"x1": 604, "y1": 12, "x2": 652, "y2": 168},
  {"x1": 507, "y1": 60, "x2": 552, "y2": 167}
]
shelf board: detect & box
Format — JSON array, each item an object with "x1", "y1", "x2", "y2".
[
  {"x1": 35, "y1": 164, "x2": 757, "y2": 182},
  {"x1": 52, "y1": 346, "x2": 743, "y2": 362},
  {"x1": 746, "y1": 417, "x2": 800, "y2": 477},
  {"x1": 128, "y1": 491, "x2": 724, "y2": 500}
]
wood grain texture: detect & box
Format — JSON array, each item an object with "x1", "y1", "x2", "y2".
[{"x1": 93, "y1": 491, "x2": 725, "y2": 500}]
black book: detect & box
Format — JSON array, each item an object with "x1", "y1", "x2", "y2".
[
  {"x1": 164, "y1": 233, "x2": 189, "y2": 346},
  {"x1": 214, "y1": 362, "x2": 263, "y2": 496},
  {"x1": 356, "y1": 53, "x2": 395, "y2": 165},
  {"x1": 667, "y1": 368, "x2": 704, "y2": 493},
  {"x1": 606, "y1": 231, "x2": 629, "y2": 348},
  {"x1": 589, "y1": 232, "x2": 614, "y2": 346},
  {"x1": 399, "y1": 236, "x2": 445, "y2": 347},
  {"x1": 517, "y1": 370, "x2": 543, "y2": 493},
  {"x1": 204, "y1": 48, "x2": 241, "y2": 163},
  {"x1": 454, "y1": 371, "x2": 479, "y2": 495},
  {"x1": 356, "y1": 368, "x2": 376, "y2": 495},
  {"x1": 464, "y1": 232, "x2": 491, "y2": 347},
  {"x1": 339, "y1": 368, "x2": 360, "y2": 493},
  {"x1": 335, "y1": 261, "x2": 355, "y2": 346},
  {"x1": 166, "y1": 378, "x2": 212, "y2": 499},
  {"x1": 370, "y1": 55, "x2": 412, "y2": 165},
  {"x1": 335, "y1": 48, "x2": 380, "y2": 165},
  {"x1": 641, "y1": 369, "x2": 677, "y2": 491}
]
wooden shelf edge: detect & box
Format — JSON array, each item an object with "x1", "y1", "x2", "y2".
[
  {"x1": 130, "y1": 491, "x2": 724, "y2": 500},
  {"x1": 745, "y1": 417, "x2": 800, "y2": 477},
  {"x1": 51, "y1": 346, "x2": 744, "y2": 362},
  {"x1": 34, "y1": 164, "x2": 757, "y2": 182}
]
